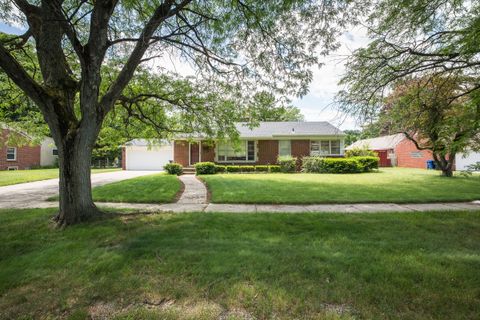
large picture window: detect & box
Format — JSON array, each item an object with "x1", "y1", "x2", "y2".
[
  {"x1": 217, "y1": 140, "x2": 255, "y2": 162},
  {"x1": 278, "y1": 140, "x2": 291, "y2": 157},
  {"x1": 310, "y1": 140, "x2": 341, "y2": 156},
  {"x1": 6, "y1": 147, "x2": 16, "y2": 161}
]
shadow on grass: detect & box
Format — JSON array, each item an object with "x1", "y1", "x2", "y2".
[{"x1": 0, "y1": 209, "x2": 479, "y2": 319}]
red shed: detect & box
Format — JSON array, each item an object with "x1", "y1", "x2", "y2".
[{"x1": 345, "y1": 133, "x2": 433, "y2": 168}]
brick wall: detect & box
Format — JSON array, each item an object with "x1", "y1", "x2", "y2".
[
  {"x1": 257, "y1": 140, "x2": 279, "y2": 165},
  {"x1": 201, "y1": 142, "x2": 215, "y2": 162},
  {"x1": 174, "y1": 140, "x2": 190, "y2": 167},
  {"x1": 291, "y1": 140, "x2": 310, "y2": 169},
  {"x1": 0, "y1": 129, "x2": 41, "y2": 170},
  {"x1": 395, "y1": 138, "x2": 433, "y2": 169}
]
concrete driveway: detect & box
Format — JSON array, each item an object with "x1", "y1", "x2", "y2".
[{"x1": 0, "y1": 170, "x2": 160, "y2": 209}]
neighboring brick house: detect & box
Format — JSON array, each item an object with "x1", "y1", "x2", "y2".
[
  {"x1": 0, "y1": 128, "x2": 57, "y2": 170},
  {"x1": 173, "y1": 122, "x2": 345, "y2": 167},
  {"x1": 345, "y1": 133, "x2": 433, "y2": 168},
  {"x1": 121, "y1": 122, "x2": 346, "y2": 171}
]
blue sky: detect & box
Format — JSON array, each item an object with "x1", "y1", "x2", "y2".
[{"x1": 0, "y1": 22, "x2": 369, "y2": 129}]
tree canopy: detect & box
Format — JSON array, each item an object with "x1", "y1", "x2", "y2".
[
  {"x1": 379, "y1": 75, "x2": 480, "y2": 176},
  {"x1": 336, "y1": 0, "x2": 480, "y2": 121},
  {"x1": 0, "y1": 0, "x2": 362, "y2": 225}
]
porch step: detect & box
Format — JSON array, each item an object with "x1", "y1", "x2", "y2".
[{"x1": 182, "y1": 166, "x2": 196, "y2": 175}]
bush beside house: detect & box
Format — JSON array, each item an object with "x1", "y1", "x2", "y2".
[
  {"x1": 194, "y1": 162, "x2": 282, "y2": 174},
  {"x1": 193, "y1": 156, "x2": 379, "y2": 175},
  {"x1": 164, "y1": 162, "x2": 183, "y2": 175},
  {"x1": 277, "y1": 156, "x2": 297, "y2": 173},
  {"x1": 302, "y1": 156, "x2": 379, "y2": 173}
]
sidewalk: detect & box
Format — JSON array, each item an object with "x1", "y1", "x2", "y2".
[
  {"x1": 4, "y1": 174, "x2": 480, "y2": 213},
  {"x1": 93, "y1": 200, "x2": 480, "y2": 213}
]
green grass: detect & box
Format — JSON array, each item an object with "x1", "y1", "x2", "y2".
[
  {"x1": 1, "y1": 208, "x2": 479, "y2": 319},
  {"x1": 200, "y1": 168, "x2": 480, "y2": 204},
  {"x1": 0, "y1": 168, "x2": 121, "y2": 187},
  {"x1": 91, "y1": 173, "x2": 181, "y2": 203}
]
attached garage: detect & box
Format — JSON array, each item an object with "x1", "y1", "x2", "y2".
[{"x1": 123, "y1": 139, "x2": 173, "y2": 171}]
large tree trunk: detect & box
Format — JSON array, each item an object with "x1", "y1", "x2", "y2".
[
  {"x1": 433, "y1": 153, "x2": 455, "y2": 177},
  {"x1": 54, "y1": 132, "x2": 102, "y2": 227}
]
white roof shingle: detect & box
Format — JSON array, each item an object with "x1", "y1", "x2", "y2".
[
  {"x1": 235, "y1": 121, "x2": 344, "y2": 138},
  {"x1": 345, "y1": 133, "x2": 405, "y2": 150}
]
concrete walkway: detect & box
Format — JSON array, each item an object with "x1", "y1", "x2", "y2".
[
  {"x1": 2, "y1": 170, "x2": 480, "y2": 213},
  {"x1": 177, "y1": 175, "x2": 208, "y2": 204},
  {"x1": 0, "y1": 170, "x2": 160, "y2": 209},
  {"x1": 91, "y1": 201, "x2": 480, "y2": 213}
]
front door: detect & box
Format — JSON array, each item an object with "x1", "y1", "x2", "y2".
[{"x1": 190, "y1": 142, "x2": 200, "y2": 165}]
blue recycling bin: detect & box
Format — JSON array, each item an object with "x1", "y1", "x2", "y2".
[{"x1": 426, "y1": 160, "x2": 436, "y2": 169}]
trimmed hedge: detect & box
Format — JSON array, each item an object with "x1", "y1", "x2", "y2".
[
  {"x1": 269, "y1": 165, "x2": 281, "y2": 173},
  {"x1": 255, "y1": 165, "x2": 269, "y2": 172},
  {"x1": 195, "y1": 164, "x2": 285, "y2": 174},
  {"x1": 164, "y1": 162, "x2": 183, "y2": 175},
  {"x1": 241, "y1": 165, "x2": 255, "y2": 172},
  {"x1": 226, "y1": 165, "x2": 241, "y2": 173},
  {"x1": 320, "y1": 158, "x2": 363, "y2": 173},
  {"x1": 355, "y1": 156, "x2": 379, "y2": 172},
  {"x1": 301, "y1": 156, "x2": 379, "y2": 173},
  {"x1": 277, "y1": 156, "x2": 297, "y2": 173},
  {"x1": 194, "y1": 162, "x2": 216, "y2": 175},
  {"x1": 215, "y1": 165, "x2": 226, "y2": 173}
]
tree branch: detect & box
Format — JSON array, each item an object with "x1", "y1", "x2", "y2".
[{"x1": 99, "y1": 0, "x2": 192, "y2": 114}]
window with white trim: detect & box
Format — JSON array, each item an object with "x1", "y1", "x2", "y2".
[
  {"x1": 6, "y1": 147, "x2": 16, "y2": 161},
  {"x1": 310, "y1": 140, "x2": 341, "y2": 156},
  {"x1": 7, "y1": 166, "x2": 18, "y2": 171},
  {"x1": 52, "y1": 149, "x2": 58, "y2": 156},
  {"x1": 217, "y1": 140, "x2": 255, "y2": 162},
  {"x1": 278, "y1": 140, "x2": 291, "y2": 157}
]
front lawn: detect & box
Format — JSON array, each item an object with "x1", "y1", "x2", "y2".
[
  {"x1": 1, "y1": 208, "x2": 479, "y2": 319},
  {"x1": 91, "y1": 173, "x2": 181, "y2": 203},
  {"x1": 201, "y1": 168, "x2": 480, "y2": 204},
  {"x1": 0, "y1": 168, "x2": 120, "y2": 187}
]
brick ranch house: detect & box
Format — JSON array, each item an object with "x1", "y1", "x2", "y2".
[
  {"x1": 345, "y1": 133, "x2": 433, "y2": 168},
  {"x1": 122, "y1": 122, "x2": 346, "y2": 170},
  {"x1": 0, "y1": 128, "x2": 57, "y2": 170}
]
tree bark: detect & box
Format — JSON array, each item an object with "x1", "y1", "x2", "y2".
[
  {"x1": 54, "y1": 131, "x2": 101, "y2": 227},
  {"x1": 433, "y1": 153, "x2": 454, "y2": 177}
]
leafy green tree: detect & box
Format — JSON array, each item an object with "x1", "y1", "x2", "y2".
[
  {"x1": 382, "y1": 76, "x2": 480, "y2": 177},
  {"x1": 243, "y1": 92, "x2": 304, "y2": 122},
  {"x1": 343, "y1": 129, "x2": 361, "y2": 146},
  {"x1": 337, "y1": 0, "x2": 480, "y2": 116},
  {"x1": 0, "y1": 0, "x2": 360, "y2": 226}
]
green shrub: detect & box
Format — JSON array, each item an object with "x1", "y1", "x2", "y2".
[
  {"x1": 194, "y1": 162, "x2": 216, "y2": 175},
  {"x1": 301, "y1": 156, "x2": 324, "y2": 173},
  {"x1": 255, "y1": 165, "x2": 269, "y2": 172},
  {"x1": 164, "y1": 162, "x2": 183, "y2": 175},
  {"x1": 353, "y1": 156, "x2": 379, "y2": 172},
  {"x1": 240, "y1": 165, "x2": 255, "y2": 172},
  {"x1": 345, "y1": 147, "x2": 377, "y2": 158},
  {"x1": 269, "y1": 165, "x2": 281, "y2": 173},
  {"x1": 226, "y1": 165, "x2": 241, "y2": 173},
  {"x1": 215, "y1": 165, "x2": 226, "y2": 173},
  {"x1": 277, "y1": 155, "x2": 297, "y2": 173},
  {"x1": 320, "y1": 158, "x2": 363, "y2": 173}
]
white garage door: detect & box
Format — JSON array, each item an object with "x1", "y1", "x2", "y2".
[
  {"x1": 456, "y1": 152, "x2": 480, "y2": 171},
  {"x1": 126, "y1": 145, "x2": 173, "y2": 170}
]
